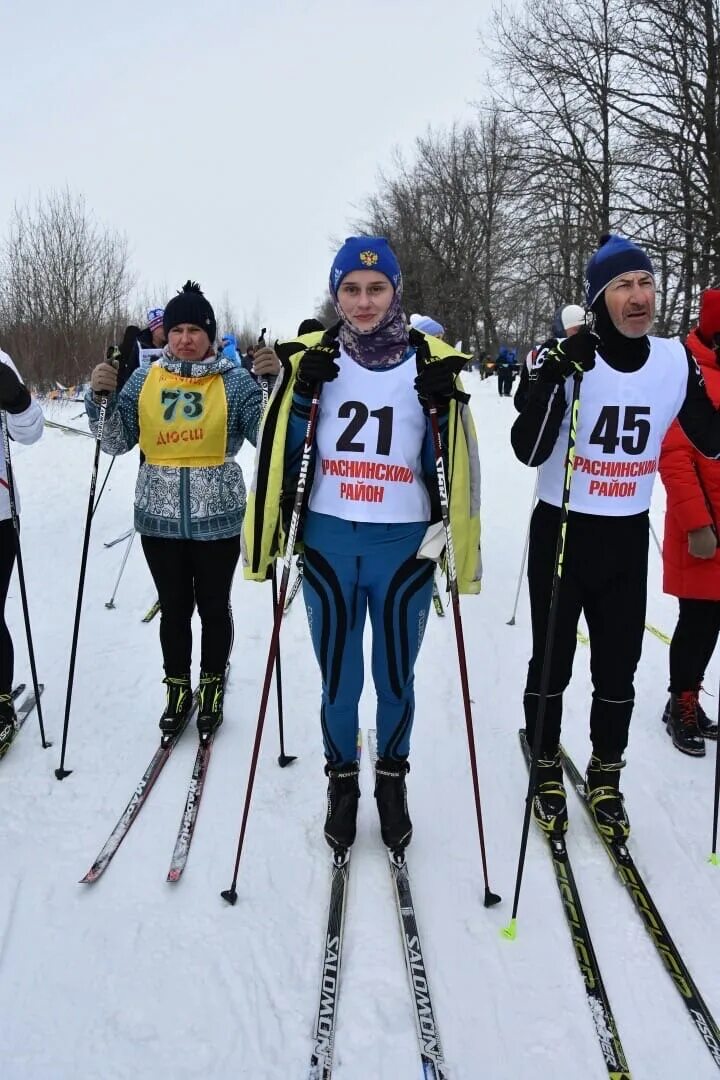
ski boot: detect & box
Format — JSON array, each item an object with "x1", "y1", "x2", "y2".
[
  {"x1": 374, "y1": 757, "x2": 412, "y2": 852},
  {"x1": 324, "y1": 761, "x2": 360, "y2": 852},
  {"x1": 585, "y1": 755, "x2": 630, "y2": 841},
  {"x1": 662, "y1": 692, "x2": 705, "y2": 757},
  {"x1": 532, "y1": 752, "x2": 568, "y2": 837},
  {"x1": 159, "y1": 675, "x2": 193, "y2": 741},
  {"x1": 197, "y1": 672, "x2": 225, "y2": 737},
  {"x1": 0, "y1": 694, "x2": 17, "y2": 760}
]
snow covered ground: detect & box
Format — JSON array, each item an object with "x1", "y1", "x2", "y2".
[{"x1": 2, "y1": 376, "x2": 720, "y2": 1079}]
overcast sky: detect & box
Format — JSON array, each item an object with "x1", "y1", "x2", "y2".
[{"x1": 1, "y1": 0, "x2": 493, "y2": 337}]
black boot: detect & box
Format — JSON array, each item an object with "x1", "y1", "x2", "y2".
[
  {"x1": 324, "y1": 762, "x2": 360, "y2": 852},
  {"x1": 532, "y1": 752, "x2": 568, "y2": 837},
  {"x1": 159, "y1": 676, "x2": 192, "y2": 738},
  {"x1": 663, "y1": 692, "x2": 705, "y2": 757},
  {"x1": 696, "y1": 688, "x2": 718, "y2": 740},
  {"x1": 585, "y1": 755, "x2": 630, "y2": 841},
  {"x1": 0, "y1": 694, "x2": 17, "y2": 759},
  {"x1": 374, "y1": 757, "x2": 412, "y2": 852},
  {"x1": 197, "y1": 672, "x2": 225, "y2": 737}
]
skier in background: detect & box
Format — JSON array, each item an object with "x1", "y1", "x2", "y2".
[
  {"x1": 0, "y1": 350, "x2": 43, "y2": 755},
  {"x1": 117, "y1": 308, "x2": 167, "y2": 392},
  {"x1": 220, "y1": 334, "x2": 242, "y2": 367},
  {"x1": 512, "y1": 234, "x2": 720, "y2": 842},
  {"x1": 243, "y1": 237, "x2": 481, "y2": 855},
  {"x1": 515, "y1": 304, "x2": 585, "y2": 412},
  {"x1": 659, "y1": 287, "x2": 720, "y2": 755},
  {"x1": 496, "y1": 346, "x2": 518, "y2": 396}
]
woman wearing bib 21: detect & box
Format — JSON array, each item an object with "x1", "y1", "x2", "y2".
[
  {"x1": 87, "y1": 282, "x2": 276, "y2": 737},
  {"x1": 243, "y1": 237, "x2": 481, "y2": 854}
]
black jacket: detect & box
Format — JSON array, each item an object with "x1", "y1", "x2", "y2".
[{"x1": 117, "y1": 325, "x2": 154, "y2": 392}]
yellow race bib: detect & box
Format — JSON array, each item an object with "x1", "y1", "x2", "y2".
[{"x1": 138, "y1": 364, "x2": 228, "y2": 467}]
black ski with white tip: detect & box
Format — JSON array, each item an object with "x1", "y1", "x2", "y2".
[
  {"x1": 519, "y1": 732, "x2": 630, "y2": 1079},
  {"x1": 561, "y1": 745, "x2": 720, "y2": 1072},
  {"x1": 308, "y1": 848, "x2": 351, "y2": 1080},
  {"x1": 369, "y1": 729, "x2": 449, "y2": 1079},
  {"x1": 166, "y1": 733, "x2": 215, "y2": 883}
]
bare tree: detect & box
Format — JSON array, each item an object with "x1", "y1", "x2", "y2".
[{"x1": 0, "y1": 188, "x2": 133, "y2": 386}]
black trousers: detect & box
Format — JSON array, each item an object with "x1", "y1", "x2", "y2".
[
  {"x1": 498, "y1": 371, "x2": 514, "y2": 396},
  {"x1": 141, "y1": 535, "x2": 240, "y2": 677},
  {"x1": 0, "y1": 519, "x2": 17, "y2": 694},
  {"x1": 524, "y1": 500, "x2": 648, "y2": 761},
  {"x1": 669, "y1": 598, "x2": 720, "y2": 693}
]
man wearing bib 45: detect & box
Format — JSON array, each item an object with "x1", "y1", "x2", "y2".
[
  {"x1": 243, "y1": 237, "x2": 481, "y2": 854},
  {"x1": 512, "y1": 234, "x2": 720, "y2": 841},
  {"x1": 86, "y1": 282, "x2": 277, "y2": 738}
]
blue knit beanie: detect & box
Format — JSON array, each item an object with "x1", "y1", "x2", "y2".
[
  {"x1": 585, "y1": 234, "x2": 654, "y2": 307},
  {"x1": 330, "y1": 236, "x2": 402, "y2": 295}
]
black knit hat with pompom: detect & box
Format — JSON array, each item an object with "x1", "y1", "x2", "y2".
[{"x1": 163, "y1": 281, "x2": 216, "y2": 342}]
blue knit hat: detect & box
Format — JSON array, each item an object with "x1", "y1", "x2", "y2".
[
  {"x1": 585, "y1": 234, "x2": 654, "y2": 307},
  {"x1": 330, "y1": 236, "x2": 402, "y2": 295}
]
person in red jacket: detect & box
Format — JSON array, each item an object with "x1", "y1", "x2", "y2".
[{"x1": 660, "y1": 287, "x2": 720, "y2": 754}]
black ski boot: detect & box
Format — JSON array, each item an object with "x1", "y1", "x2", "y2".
[
  {"x1": 159, "y1": 675, "x2": 192, "y2": 740},
  {"x1": 374, "y1": 757, "x2": 412, "y2": 852},
  {"x1": 0, "y1": 694, "x2": 17, "y2": 760},
  {"x1": 532, "y1": 752, "x2": 568, "y2": 837},
  {"x1": 663, "y1": 692, "x2": 705, "y2": 757},
  {"x1": 585, "y1": 755, "x2": 630, "y2": 841},
  {"x1": 197, "y1": 672, "x2": 225, "y2": 737},
  {"x1": 324, "y1": 762, "x2": 360, "y2": 852}
]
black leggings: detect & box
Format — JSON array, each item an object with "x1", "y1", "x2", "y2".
[
  {"x1": 524, "y1": 501, "x2": 648, "y2": 760},
  {"x1": 141, "y1": 535, "x2": 240, "y2": 677},
  {"x1": 0, "y1": 519, "x2": 17, "y2": 694},
  {"x1": 669, "y1": 598, "x2": 720, "y2": 693}
]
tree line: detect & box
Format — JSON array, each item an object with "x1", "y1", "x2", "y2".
[
  {"x1": 4, "y1": 0, "x2": 716, "y2": 382},
  {"x1": 358, "y1": 0, "x2": 720, "y2": 354}
]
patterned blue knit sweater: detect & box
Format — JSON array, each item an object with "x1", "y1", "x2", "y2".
[{"x1": 85, "y1": 354, "x2": 262, "y2": 540}]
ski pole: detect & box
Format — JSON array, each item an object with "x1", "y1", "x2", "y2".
[
  {"x1": 222, "y1": 384, "x2": 321, "y2": 904},
  {"x1": 427, "y1": 396, "x2": 501, "y2": 908},
  {"x1": 56, "y1": 350, "x2": 118, "y2": 779},
  {"x1": 92, "y1": 456, "x2": 116, "y2": 519},
  {"x1": 711, "y1": 688, "x2": 720, "y2": 866},
  {"x1": 105, "y1": 530, "x2": 136, "y2": 609},
  {"x1": 503, "y1": 372, "x2": 582, "y2": 939},
  {"x1": 649, "y1": 518, "x2": 662, "y2": 557},
  {"x1": 104, "y1": 527, "x2": 133, "y2": 549},
  {"x1": 0, "y1": 410, "x2": 50, "y2": 749},
  {"x1": 257, "y1": 327, "x2": 269, "y2": 410},
  {"x1": 271, "y1": 563, "x2": 296, "y2": 767},
  {"x1": 507, "y1": 473, "x2": 539, "y2": 625}
]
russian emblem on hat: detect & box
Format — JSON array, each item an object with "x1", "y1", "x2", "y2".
[{"x1": 360, "y1": 250, "x2": 379, "y2": 267}]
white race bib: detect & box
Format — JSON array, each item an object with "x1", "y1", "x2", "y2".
[
  {"x1": 537, "y1": 337, "x2": 688, "y2": 515},
  {"x1": 309, "y1": 348, "x2": 431, "y2": 523}
]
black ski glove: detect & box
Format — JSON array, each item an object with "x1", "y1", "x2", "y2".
[
  {"x1": 295, "y1": 341, "x2": 340, "y2": 398},
  {"x1": 538, "y1": 330, "x2": 598, "y2": 382},
  {"x1": 414, "y1": 357, "x2": 466, "y2": 413},
  {"x1": 0, "y1": 363, "x2": 31, "y2": 414}
]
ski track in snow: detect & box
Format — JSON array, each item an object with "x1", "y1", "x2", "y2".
[{"x1": 2, "y1": 385, "x2": 719, "y2": 1078}]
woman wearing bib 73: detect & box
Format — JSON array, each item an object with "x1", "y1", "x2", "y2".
[{"x1": 86, "y1": 282, "x2": 276, "y2": 738}]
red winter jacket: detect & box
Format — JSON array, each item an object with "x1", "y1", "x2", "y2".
[{"x1": 660, "y1": 328, "x2": 720, "y2": 599}]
